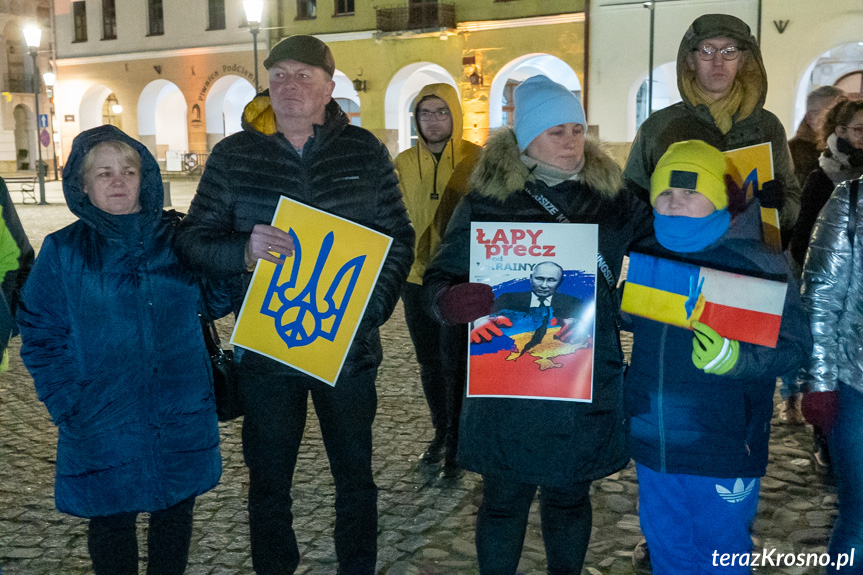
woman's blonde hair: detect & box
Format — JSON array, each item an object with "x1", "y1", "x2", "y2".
[{"x1": 82, "y1": 140, "x2": 141, "y2": 189}]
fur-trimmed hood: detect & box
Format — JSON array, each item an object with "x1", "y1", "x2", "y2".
[{"x1": 469, "y1": 127, "x2": 623, "y2": 201}]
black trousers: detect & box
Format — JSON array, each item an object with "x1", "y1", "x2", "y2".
[
  {"x1": 402, "y1": 283, "x2": 467, "y2": 456},
  {"x1": 240, "y1": 352, "x2": 378, "y2": 575},
  {"x1": 88, "y1": 495, "x2": 196, "y2": 575},
  {"x1": 402, "y1": 282, "x2": 447, "y2": 437},
  {"x1": 475, "y1": 475, "x2": 592, "y2": 575}
]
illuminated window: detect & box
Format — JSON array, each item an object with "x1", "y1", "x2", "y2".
[
  {"x1": 148, "y1": 0, "x2": 164, "y2": 36},
  {"x1": 336, "y1": 99, "x2": 361, "y2": 126},
  {"x1": 101, "y1": 0, "x2": 116, "y2": 40},
  {"x1": 297, "y1": 0, "x2": 316, "y2": 19},
  {"x1": 73, "y1": 1, "x2": 88, "y2": 42},
  {"x1": 208, "y1": 0, "x2": 226, "y2": 30}
]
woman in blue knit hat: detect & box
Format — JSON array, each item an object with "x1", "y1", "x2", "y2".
[
  {"x1": 424, "y1": 75, "x2": 654, "y2": 574},
  {"x1": 625, "y1": 140, "x2": 811, "y2": 574}
]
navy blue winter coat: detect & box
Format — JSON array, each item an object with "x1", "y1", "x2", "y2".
[
  {"x1": 17, "y1": 125, "x2": 222, "y2": 518},
  {"x1": 625, "y1": 204, "x2": 812, "y2": 478},
  {"x1": 425, "y1": 129, "x2": 654, "y2": 487}
]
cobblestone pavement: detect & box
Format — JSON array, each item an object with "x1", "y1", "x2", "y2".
[{"x1": 0, "y1": 184, "x2": 840, "y2": 574}]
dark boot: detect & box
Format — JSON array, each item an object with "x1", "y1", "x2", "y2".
[
  {"x1": 813, "y1": 426, "x2": 832, "y2": 475},
  {"x1": 419, "y1": 431, "x2": 445, "y2": 464},
  {"x1": 439, "y1": 432, "x2": 461, "y2": 479},
  {"x1": 632, "y1": 538, "x2": 651, "y2": 572}
]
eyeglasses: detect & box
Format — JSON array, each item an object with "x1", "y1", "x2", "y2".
[
  {"x1": 842, "y1": 124, "x2": 863, "y2": 138},
  {"x1": 693, "y1": 45, "x2": 743, "y2": 61},
  {"x1": 417, "y1": 109, "x2": 451, "y2": 122}
]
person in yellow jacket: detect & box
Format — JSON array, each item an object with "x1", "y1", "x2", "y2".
[
  {"x1": 0, "y1": 178, "x2": 34, "y2": 372},
  {"x1": 395, "y1": 83, "x2": 481, "y2": 478}
]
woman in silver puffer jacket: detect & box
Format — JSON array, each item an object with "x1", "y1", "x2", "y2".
[{"x1": 800, "y1": 176, "x2": 863, "y2": 574}]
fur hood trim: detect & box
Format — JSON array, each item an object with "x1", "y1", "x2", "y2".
[{"x1": 469, "y1": 127, "x2": 623, "y2": 201}]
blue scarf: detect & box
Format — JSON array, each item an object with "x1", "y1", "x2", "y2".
[{"x1": 653, "y1": 209, "x2": 731, "y2": 253}]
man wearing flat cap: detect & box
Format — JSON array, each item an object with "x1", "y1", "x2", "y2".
[
  {"x1": 175, "y1": 34, "x2": 414, "y2": 575},
  {"x1": 624, "y1": 13, "x2": 802, "y2": 245}
]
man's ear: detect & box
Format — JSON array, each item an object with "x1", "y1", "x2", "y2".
[{"x1": 686, "y1": 52, "x2": 697, "y2": 72}]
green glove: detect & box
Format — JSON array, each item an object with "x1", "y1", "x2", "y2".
[{"x1": 691, "y1": 321, "x2": 739, "y2": 375}]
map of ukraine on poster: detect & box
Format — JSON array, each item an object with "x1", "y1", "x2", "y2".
[
  {"x1": 724, "y1": 142, "x2": 781, "y2": 251},
  {"x1": 468, "y1": 223, "x2": 598, "y2": 402},
  {"x1": 231, "y1": 197, "x2": 392, "y2": 385}
]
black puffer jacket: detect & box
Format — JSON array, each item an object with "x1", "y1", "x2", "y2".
[
  {"x1": 424, "y1": 128, "x2": 653, "y2": 487},
  {"x1": 175, "y1": 95, "x2": 414, "y2": 377}
]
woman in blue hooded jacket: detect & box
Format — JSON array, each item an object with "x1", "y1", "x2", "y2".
[{"x1": 17, "y1": 125, "x2": 225, "y2": 575}]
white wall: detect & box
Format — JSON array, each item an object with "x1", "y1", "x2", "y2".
[
  {"x1": 761, "y1": 0, "x2": 863, "y2": 133},
  {"x1": 589, "y1": 0, "x2": 863, "y2": 144},
  {"x1": 54, "y1": 0, "x2": 261, "y2": 58},
  {"x1": 589, "y1": 0, "x2": 757, "y2": 143}
]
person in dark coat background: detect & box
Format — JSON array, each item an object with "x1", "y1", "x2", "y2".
[
  {"x1": 785, "y1": 98, "x2": 863, "y2": 472},
  {"x1": 777, "y1": 86, "x2": 843, "y2": 427},
  {"x1": 424, "y1": 75, "x2": 653, "y2": 574},
  {"x1": 791, "y1": 98, "x2": 863, "y2": 269},
  {"x1": 788, "y1": 86, "x2": 844, "y2": 189},
  {"x1": 17, "y1": 125, "x2": 226, "y2": 575}
]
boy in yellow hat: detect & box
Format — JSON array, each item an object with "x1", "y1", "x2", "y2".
[{"x1": 624, "y1": 140, "x2": 811, "y2": 574}]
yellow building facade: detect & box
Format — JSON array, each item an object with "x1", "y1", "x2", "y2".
[
  {"x1": 277, "y1": 0, "x2": 586, "y2": 152},
  {"x1": 52, "y1": 0, "x2": 587, "y2": 167}
]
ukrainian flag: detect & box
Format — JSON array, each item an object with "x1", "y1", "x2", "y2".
[{"x1": 622, "y1": 252, "x2": 787, "y2": 348}]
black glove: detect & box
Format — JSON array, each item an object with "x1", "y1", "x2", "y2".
[{"x1": 755, "y1": 180, "x2": 785, "y2": 210}]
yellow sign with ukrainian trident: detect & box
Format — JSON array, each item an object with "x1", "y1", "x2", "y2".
[
  {"x1": 723, "y1": 142, "x2": 781, "y2": 252},
  {"x1": 230, "y1": 197, "x2": 392, "y2": 385}
]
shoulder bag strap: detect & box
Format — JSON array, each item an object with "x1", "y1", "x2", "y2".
[{"x1": 522, "y1": 186, "x2": 619, "y2": 298}]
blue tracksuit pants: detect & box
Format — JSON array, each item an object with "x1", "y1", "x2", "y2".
[{"x1": 637, "y1": 463, "x2": 760, "y2": 574}]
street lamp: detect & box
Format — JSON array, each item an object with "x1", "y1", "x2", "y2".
[
  {"x1": 23, "y1": 24, "x2": 47, "y2": 204},
  {"x1": 42, "y1": 71, "x2": 59, "y2": 181},
  {"x1": 643, "y1": 1, "x2": 655, "y2": 117},
  {"x1": 243, "y1": 0, "x2": 264, "y2": 92}
]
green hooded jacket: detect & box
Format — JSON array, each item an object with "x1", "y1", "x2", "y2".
[{"x1": 624, "y1": 13, "x2": 802, "y2": 236}]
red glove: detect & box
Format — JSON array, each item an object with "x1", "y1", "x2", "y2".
[
  {"x1": 437, "y1": 283, "x2": 495, "y2": 324},
  {"x1": 471, "y1": 316, "x2": 513, "y2": 343},
  {"x1": 801, "y1": 391, "x2": 839, "y2": 435}
]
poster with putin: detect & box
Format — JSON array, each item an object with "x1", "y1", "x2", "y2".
[{"x1": 467, "y1": 222, "x2": 598, "y2": 402}]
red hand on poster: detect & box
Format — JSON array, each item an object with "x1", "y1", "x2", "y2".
[{"x1": 470, "y1": 316, "x2": 512, "y2": 343}]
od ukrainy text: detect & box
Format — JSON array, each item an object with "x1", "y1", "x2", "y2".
[{"x1": 475, "y1": 228, "x2": 557, "y2": 259}]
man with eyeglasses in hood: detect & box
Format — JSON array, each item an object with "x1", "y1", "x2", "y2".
[
  {"x1": 624, "y1": 13, "x2": 801, "y2": 246},
  {"x1": 394, "y1": 84, "x2": 481, "y2": 479}
]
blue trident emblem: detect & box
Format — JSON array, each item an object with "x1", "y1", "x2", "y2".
[{"x1": 261, "y1": 229, "x2": 366, "y2": 348}]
